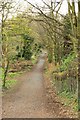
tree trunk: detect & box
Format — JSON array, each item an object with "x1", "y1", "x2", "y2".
[
  {"x1": 77, "y1": 1, "x2": 80, "y2": 111},
  {"x1": 3, "y1": 60, "x2": 9, "y2": 88},
  {"x1": 68, "y1": 1, "x2": 77, "y2": 53},
  {"x1": 72, "y1": 1, "x2": 77, "y2": 37}
]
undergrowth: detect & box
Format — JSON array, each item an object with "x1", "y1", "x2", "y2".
[
  {"x1": 60, "y1": 52, "x2": 77, "y2": 72},
  {"x1": 2, "y1": 72, "x2": 21, "y2": 89},
  {"x1": 58, "y1": 90, "x2": 78, "y2": 112},
  {"x1": 5, "y1": 79, "x2": 17, "y2": 89},
  {"x1": 44, "y1": 53, "x2": 78, "y2": 113},
  {"x1": 54, "y1": 52, "x2": 78, "y2": 112}
]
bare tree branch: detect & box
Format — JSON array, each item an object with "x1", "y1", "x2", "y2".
[{"x1": 27, "y1": 0, "x2": 65, "y2": 26}]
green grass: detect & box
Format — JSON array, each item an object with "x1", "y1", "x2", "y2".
[
  {"x1": 1, "y1": 71, "x2": 23, "y2": 89},
  {"x1": 58, "y1": 90, "x2": 78, "y2": 112},
  {"x1": 0, "y1": 66, "x2": 22, "y2": 83},
  {"x1": 0, "y1": 67, "x2": 4, "y2": 80},
  {"x1": 5, "y1": 79, "x2": 17, "y2": 89},
  {"x1": 7, "y1": 72, "x2": 22, "y2": 78},
  {"x1": 4, "y1": 71, "x2": 23, "y2": 88}
]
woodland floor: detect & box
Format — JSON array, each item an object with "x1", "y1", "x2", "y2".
[{"x1": 2, "y1": 53, "x2": 78, "y2": 118}]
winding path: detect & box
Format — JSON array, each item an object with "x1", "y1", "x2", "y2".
[{"x1": 2, "y1": 53, "x2": 54, "y2": 118}]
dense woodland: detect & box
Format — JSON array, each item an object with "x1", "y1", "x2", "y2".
[{"x1": 0, "y1": 0, "x2": 80, "y2": 114}]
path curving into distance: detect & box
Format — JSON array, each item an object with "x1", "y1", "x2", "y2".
[{"x1": 2, "y1": 53, "x2": 54, "y2": 118}]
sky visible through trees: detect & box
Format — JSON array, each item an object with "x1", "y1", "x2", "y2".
[{"x1": 0, "y1": 0, "x2": 80, "y2": 118}]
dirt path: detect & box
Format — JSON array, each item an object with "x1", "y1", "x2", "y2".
[
  {"x1": 2, "y1": 53, "x2": 54, "y2": 118},
  {"x1": 2, "y1": 53, "x2": 78, "y2": 118}
]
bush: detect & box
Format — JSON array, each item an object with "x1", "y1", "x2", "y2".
[
  {"x1": 60, "y1": 52, "x2": 77, "y2": 72},
  {"x1": 48, "y1": 53, "x2": 53, "y2": 63}
]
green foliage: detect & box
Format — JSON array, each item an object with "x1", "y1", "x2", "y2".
[
  {"x1": 31, "y1": 55, "x2": 37, "y2": 64},
  {"x1": 60, "y1": 52, "x2": 76, "y2": 72},
  {"x1": 62, "y1": 14, "x2": 74, "y2": 57},
  {"x1": 1, "y1": 73, "x2": 17, "y2": 89},
  {"x1": 8, "y1": 72, "x2": 21, "y2": 78},
  {"x1": 5, "y1": 79, "x2": 17, "y2": 89},
  {"x1": 48, "y1": 52, "x2": 53, "y2": 63},
  {"x1": 58, "y1": 91, "x2": 78, "y2": 111},
  {"x1": 63, "y1": 14, "x2": 72, "y2": 35},
  {"x1": 22, "y1": 34, "x2": 34, "y2": 60},
  {"x1": 33, "y1": 43, "x2": 42, "y2": 56},
  {"x1": 16, "y1": 40, "x2": 42, "y2": 61},
  {"x1": 2, "y1": 12, "x2": 41, "y2": 88},
  {"x1": 2, "y1": 72, "x2": 23, "y2": 88},
  {"x1": 0, "y1": 67, "x2": 4, "y2": 80}
]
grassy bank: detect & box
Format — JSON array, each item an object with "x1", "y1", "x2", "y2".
[{"x1": 44, "y1": 56, "x2": 78, "y2": 113}]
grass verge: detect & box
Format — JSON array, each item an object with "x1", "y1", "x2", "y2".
[{"x1": 58, "y1": 91, "x2": 78, "y2": 112}]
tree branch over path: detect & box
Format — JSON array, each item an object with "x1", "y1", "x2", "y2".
[{"x1": 26, "y1": 0, "x2": 64, "y2": 26}]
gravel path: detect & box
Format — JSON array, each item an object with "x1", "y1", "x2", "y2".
[
  {"x1": 2, "y1": 53, "x2": 54, "y2": 118},
  {"x1": 2, "y1": 53, "x2": 78, "y2": 118}
]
